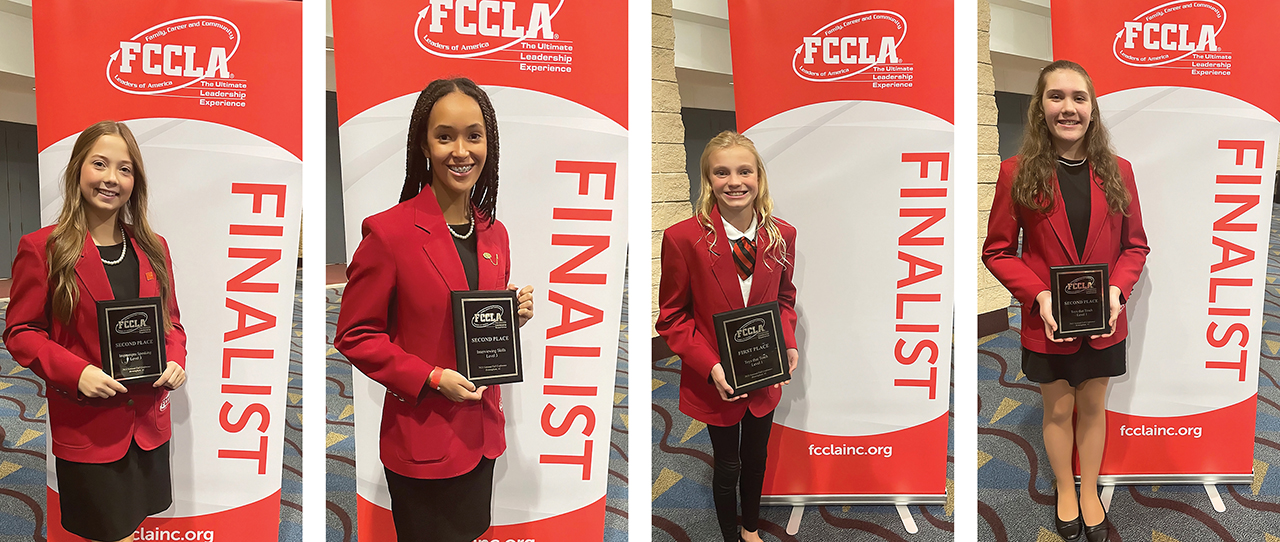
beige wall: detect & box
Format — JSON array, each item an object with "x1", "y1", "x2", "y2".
[
  {"x1": 977, "y1": 0, "x2": 1008, "y2": 317},
  {"x1": 652, "y1": 0, "x2": 692, "y2": 336}
]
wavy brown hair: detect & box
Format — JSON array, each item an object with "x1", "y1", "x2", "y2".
[
  {"x1": 398, "y1": 77, "x2": 500, "y2": 225},
  {"x1": 1012, "y1": 60, "x2": 1130, "y2": 216},
  {"x1": 47, "y1": 121, "x2": 174, "y2": 329},
  {"x1": 694, "y1": 131, "x2": 788, "y2": 268}
]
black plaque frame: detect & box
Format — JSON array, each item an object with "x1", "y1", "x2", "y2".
[
  {"x1": 1050, "y1": 263, "x2": 1110, "y2": 339},
  {"x1": 713, "y1": 301, "x2": 790, "y2": 397},
  {"x1": 451, "y1": 290, "x2": 523, "y2": 386},
  {"x1": 97, "y1": 297, "x2": 167, "y2": 385}
]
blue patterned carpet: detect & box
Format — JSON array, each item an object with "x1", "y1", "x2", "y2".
[
  {"x1": 976, "y1": 205, "x2": 1280, "y2": 541},
  {"x1": 650, "y1": 356, "x2": 955, "y2": 540},
  {"x1": 323, "y1": 278, "x2": 630, "y2": 542},
  {"x1": 0, "y1": 274, "x2": 304, "y2": 542}
]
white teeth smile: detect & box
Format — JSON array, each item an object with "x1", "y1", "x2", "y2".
[
  {"x1": 448, "y1": 165, "x2": 474, "y2": 174},
  {"x1": 97, "y1": 188, "x2": 118, "y2": 197}
]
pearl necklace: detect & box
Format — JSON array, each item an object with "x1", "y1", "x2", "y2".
[
  {"x1": 449, "y1": 210, "x2": 475, "y2": 240},
  {"x1": 101, "y1": 226, "x2": 127, "y2": 266},
  {"x1": 1057, "y1": 156, "x2": 1087, "y2": 167}
]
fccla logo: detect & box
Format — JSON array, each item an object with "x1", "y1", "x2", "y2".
[
  {"x1": 415, "y1": 0, "x2": 560, "y2": 58},
  {"x1": 471, "y1": 305, "x2": 508, "y2": 329},
  {"x1": 108, "y1": 16, "x2": 240, "y2": 95},
  {"x1": 115, "y1": 312, "x2": 153, "y2": 335},
  {"x1": 794, "y1": 10, "x2": 905, "y2": 82},
  {"x1": 734, "y1": 318, "x2": 769, "y2": 343},
  {"x1": 1065, "y1": 277, "x2": 1096, "y2": 294},
  {"x1": 1113, "y1": 1, "x2": 1225, "y2": 66}
]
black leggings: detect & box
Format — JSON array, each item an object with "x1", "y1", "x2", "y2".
[{"x1": 706, "y1": 409, "x2": 775, "y2": 542}]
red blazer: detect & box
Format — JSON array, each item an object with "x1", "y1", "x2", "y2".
[
  {"x1": 982, "y1": 156, "x2": 1150, "y2": 354},
  {"x1": 3, "y1": 225, "x2": 186, "y2": 463},
  {"x1": 656, "y1": 207, "x2": 798, "y2": 427},
  {"x1": 335, "y1": 189, "x2": 508, "y2": 479}
]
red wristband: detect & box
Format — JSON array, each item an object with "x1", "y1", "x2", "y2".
[{"x1": 429, "y1": 367, "x2": 443, "y2": 390}]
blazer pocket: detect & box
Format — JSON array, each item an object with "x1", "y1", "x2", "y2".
[
  {"x1": 393, "y1": 397, "x2": 460, "y2": 463},
  {"x1": 47, "y1": 399, "x2": 94, "y2": 450}
]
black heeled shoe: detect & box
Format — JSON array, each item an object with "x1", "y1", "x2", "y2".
[
  {"x1": 1054, "y1": 488, "x2": 1084, "y2": 541},
  {"x1": 1083, "y1": 512, "x2": 1111, "y2": 542}
]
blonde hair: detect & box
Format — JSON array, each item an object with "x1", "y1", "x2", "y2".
[
  {"x1": 47, "y1": 121, "x2": 174, "y2": 329},
  {"x1": 1012, "y1": 60, "x2": 1130, "y2": 215},
  {"x1": 694, "y1": 131, "x2": 788, "y2": 268}
]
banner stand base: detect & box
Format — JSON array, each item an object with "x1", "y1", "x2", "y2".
[
  {"x1": 762, "y1": 494, "x2": 947, "y2": 506},
  {"x1": 1080, "y1": 473, "x2": 1253, "y2": 485}
]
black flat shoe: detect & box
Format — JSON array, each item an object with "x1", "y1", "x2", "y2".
[
  {"x1": 1054, "y1": 487, "x2": 1083, "y2": 541},
  {"x1": 1056, "y1": 513, "x2": 1084, "y2": 541},
  {"x1": 1083, "y1": 513, "x2": 1111, "y2": 542}
]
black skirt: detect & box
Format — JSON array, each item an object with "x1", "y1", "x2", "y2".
[
  {"x1": 384, "y1": 457, "x2": 496, "y2": 542},
  {"x1": 1022, "y1": 339, "x2": 1127, "y2": 387},
  {"x1": 56, "y1": 440, "x2": 173, "y2": 541}
]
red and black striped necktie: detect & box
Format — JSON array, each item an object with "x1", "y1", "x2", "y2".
[{"x1": 731, "y1": 237, "x2": 756, "y2": 281}]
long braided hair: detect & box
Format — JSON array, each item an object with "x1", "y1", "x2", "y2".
[
  {"x1": 694, "y1": 131, "x2": 789, "y2": 269},
  {"x1": 1012, "y1": 60, "x2": 1130, "y2": 216},
  {"x1": 399, "y1": 77, "x2": 500, "y2": 224},
  {"x1": 47, "y1": 121, "x2": 175, "y2": 329}
]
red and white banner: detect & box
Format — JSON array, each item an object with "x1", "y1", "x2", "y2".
[
  {"x1": 33, "y1": 1, "x2": 301, "y2": 540},
  {"x1": 331, "y1": 0, "x2": 627, "y2": 539},
  {"x1": 727, "y1": 0, "x2": 953, "y2": 501},
  {"x1": 1054, "y1": 0, "x2": 1280, "y2": 480}
]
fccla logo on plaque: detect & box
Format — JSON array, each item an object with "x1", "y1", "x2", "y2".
[
  {"x1": 734, "y1": 318, "x2": 769, "y2": 343},
  {"x1": 114, "y1": 312, "x2": 153, "y2": 335},
  {"x1": 1113, "y1": 1, "x2": 1226, "y2": 68},
  {"x1": 415, "y1": 0, "x2": 560, "y2": 58},
  {"x1": 107, "y1": 16, "x2": 241, "y2": 95},
  {"x1": 793, "y1": 10, "x2": 907, "y2": 83},
  {"x1": 1065, "y1": 276, "x2": 1097, "y2": 295},
  {"x1": 471, "y1": 304, "x2": 508, "y2": 329}
]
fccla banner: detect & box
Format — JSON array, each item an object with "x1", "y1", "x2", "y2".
[
  {"x1": 727, "y1": 0, "x2": 953, "y2": 502},
  {"x1": 32, "y1": 0, "x2": 301, "y2": 540},
  {"x1": 1053, "y1": 0, "x2": 1280, "y2": 480},
  {"x1": 330, "y1": 0, "x2": 627, "y2": 539}
]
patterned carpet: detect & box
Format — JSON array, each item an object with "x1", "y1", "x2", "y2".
[
  {"x1": 650, "y1": 356, "x2": 956, "y2": 541},
  {"x1": 0, "y1": 274, "x2": 304, "y2": 542},
  {"x1": 976, "y1": 205, "x2": 1280, "y2": 541},
  {"x1": 323, "y1": 279, "x2": 631, "y2": 542}
]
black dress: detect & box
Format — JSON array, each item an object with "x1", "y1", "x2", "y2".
[
  {"x1": 382, "y1": 221, "x2": 494, "y2": 542},
  {"x1": 56, "y1": 232, "x2": 173, "y2": 541},
  {"x1": 1021, "y1": 159, "x2": 1127, "y2": 387}
]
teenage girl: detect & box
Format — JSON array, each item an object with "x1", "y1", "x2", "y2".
[
  {"x1": 4, "y1": 120, "x2": 188, "y2": 542},
  {"x1": 335, "y1": 77, "x2": 534, "y2": 542},
  {"x1": 983, "y1": 60, "x2": 1149, "y2": 541},
  {"x1": 657, "y1": 130, "x2": 800, "y2": 542}
]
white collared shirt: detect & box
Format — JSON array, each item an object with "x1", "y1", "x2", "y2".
[{"x1": 722, "y1": 214, "x2": 758, "y2": 305}]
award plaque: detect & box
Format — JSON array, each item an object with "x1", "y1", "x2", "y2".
[
  {"x1": 1050, "y1": 263, "x2": 1110, "y2": 339},
  {"x1": 451, "y1": 290, "x2": 523, "y2": 386},
  {"x1": 97, "y1": 297, "x2": 167, "y2": 384},
  {"x1": 713, "y1": 301, "x2": 790, "y2": 397}
]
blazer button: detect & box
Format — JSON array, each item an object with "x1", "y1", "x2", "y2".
[{"x1": 127, "y1": 399, "x2": 135, "y2": 406}]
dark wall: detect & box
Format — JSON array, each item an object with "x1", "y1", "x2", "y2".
[
  {"x1": 679, "y1": 107, "x2": 737, "y2": 207},
  {"x1": 326, "y1": 91, "x2": 347, "y2": 264},
  {"x1": 1, "y1": 121, "x2": 40, "y2": 279},
  {"x1": 995, "y1": 91, "x2": 1032, "y2": 161}
]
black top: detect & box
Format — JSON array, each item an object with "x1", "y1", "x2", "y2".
[
  {"x1": 1057, "y1": 159, "x2": 1091, "y2": 260},
  {"x1": 98, "y1": 231, "x2": 140, "y2": 300},
  {"x1": 449, "y1": 223, "x2": 479, "y2": 291}
]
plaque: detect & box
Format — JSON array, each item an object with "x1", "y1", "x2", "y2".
[
  {"x1": 451, "y1": 290, "x2": 523, "y2": 386},
  {"x1": 713, "y1": 301, "x2": 790, "y2": 397},
  {"x1": 97, "y1": 297, "x2": 167, "y2": 385},
  {"x1": 1050, "y1": 263, "x2": 1110, "y2": 339}
]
